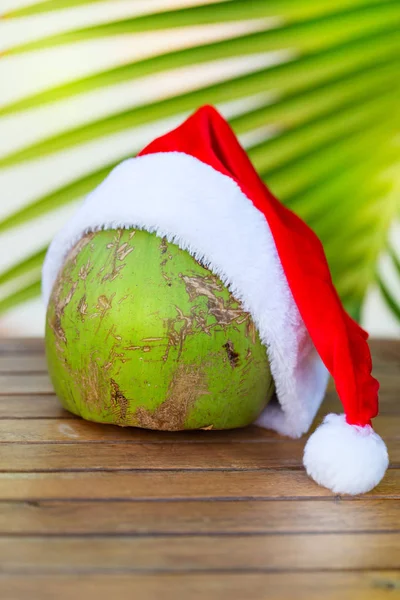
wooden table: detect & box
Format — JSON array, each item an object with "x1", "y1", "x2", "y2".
[{"x1": 0, "y1": 338, "x2": 398, "y2": 599}]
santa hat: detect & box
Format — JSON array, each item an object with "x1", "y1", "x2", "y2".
[{"x1": 42, "y1": 105, "x2": 388, "y2": 495}]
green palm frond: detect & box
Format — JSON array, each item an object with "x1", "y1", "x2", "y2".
[
  {"x1": 2, "y1": 6, "x2": 399, "y2": 118},
  {"x1": 0, "y1": 0, "x2": 399, "y2": 325},
  {"x1": 1, "y1": 27, "x2": 399, "y2": 169},
  {"x1": 0, "y1": 247, "x2": 47, "y2": 287},
  {"x1": 0, "y1": 280, "x2": 42, "y2": 316},
  {"x1": 4, "y1": 1, "x2": 400, "y2": 58},
  {"x1": 376, "y1": 245, "x2": 400, "y2": 321},
  {"x1": 1, "y1": 0, "x2": 390, "y2": 30},
  {"x1": 377, "y1": 276, "x2": 400, "y2": 321}
]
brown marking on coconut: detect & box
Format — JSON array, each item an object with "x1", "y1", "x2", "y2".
[
  {"x1": 110, "y1": 378, "x2": 129, "y2": 423},
  {"x1": 159, "y1": 237, "x2": 168, "y2": 254},
  {"x1": 159, "y1": 239, "x2": 173, "y2": 285},
  {"x1": 69, "y1": 232, "x2": 97, "y2": 265},
  {"x1": 101, "y1": 229, "x2": 134, "y2": 283},
  {"x1": 134, "y1": 364, "x2": 209, "y2": 431},
  {"x1": 101, "y1": 344, "x2": 128, "y2": 378},
  {"x1": 48, "y1": 232, "x2": 96, "y2": 346},
  {"x1": 77, "y1": 295, "x2": 88, "y2": 321},
  {"x1": 49, "y1": 280, "x2": 79, "y2": 345},
  {"x1": 182, "y1": 273, "x2": 251, "y2": 329},
  {"x1": 223, "y1": 340, "x2": 240, "y2": 368},
  {"x1": 246, "y1": 319, "x2": 257, "y2": 344},
  {"x1": 162, "y1": 305, "x2": 197, "y2": 362},
  {"x1": 159, "y1": 272, "x2": 254, "y2": 364},
  {"x1": 72, "y1": 357, "x2": 107, "y2": 414},
  {"x1": 117, "y1": 242, "x2": 134, "y2": 261},
  {"x1": 78, "y1": 259, "x2": 92, "y2": 280},
  {"x1": 105, "y1": 324, "x2": 122, "y2": 343},
  {"x1": 92, "y1": 293, "x2": 116, "y2": 334}
]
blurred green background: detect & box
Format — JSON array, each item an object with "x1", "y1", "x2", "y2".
[{"x1": 0, "y1": 0, "x2": 399, "y2": 336}]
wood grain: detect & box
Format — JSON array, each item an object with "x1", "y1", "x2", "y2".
[
  {"x1": 0, "y1": 572, "x2": 399, "y2": 600},
  {"x1": 0, "y1": 499, "x2": 399, "y2": 535},
  {"x1": 0, "y1": 413, "x2": 398, "y2": 442},
  {"x1": 0, "y1": 470, "x2": 399, "y2": 500},
  {"x1": 0, "y1": 392, "x2": 399, "y2": 420},
  {"x1": 0, "y1": 374, "x2": 54, "y2": 395},
  {"x1": 0, "y1": 338, "x2": 398, "y2": 600},
  {"x1": 0, "y1": 421, "x2": 280, "y2": 443},
  {"x1": 0, "y1": 355, "x2": 47, "y2": 373},
  {"x1": 0, "y1": 338, "x2": 44, "y2": 354},
  {"x1": 0, "y1": 533, "x2": 399, "y2": 572},
  {"x1": 0, "y1": 439, "x2": 399, "y2": 472},
  {"x1": 0, "y1": 396, "x2": 72, "y2": 419}
]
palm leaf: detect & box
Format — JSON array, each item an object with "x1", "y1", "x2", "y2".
[
  {"x1": 1, "y1": 27, "x2": 399, "y2": 169},
  {"x1": 2, "y1": 0, "x2": 385, "y2": 20},
  {"x1": 3, "y1": 5, "x2": 400, "y2": 117},
  {"x1": 375, "y1": 243, "x2": 400, "y2": 321},
  {"x1": 0, "y1": 247, "x2": 47, "y2": 287},
  {"x1": 1, "y1": 4, "x2": 399, "y2": 119},
  {"x1": 0, "y1": 280, "x2": 42, "y2": 316},
  {"x1": 4, "y1": 1, "x2": 400, "y2": 59},
  {"x1": 0, "y1": 60, "x2": 397, "y2": 236},
  {"x1": 0, "y1": 0, "x2": 399, "y2": 326},
  {"x1": 389, "y1": 245, "x2": 400, "y2": 277},
  {"x1": 377, "y1": 276, "x2": 400, "y2": 321}
]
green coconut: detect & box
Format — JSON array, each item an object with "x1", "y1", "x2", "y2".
[{"x1": 45, "y1": 228, "x2": 275, "y2": 430}]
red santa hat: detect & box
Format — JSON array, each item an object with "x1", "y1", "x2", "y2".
[{"x1": 42, "y1": 105, "x2": 388, "y2": 495}]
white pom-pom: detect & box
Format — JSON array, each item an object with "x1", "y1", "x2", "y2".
[{"x1": 303, "y1": 414, "x2": 389, "y2": 495}]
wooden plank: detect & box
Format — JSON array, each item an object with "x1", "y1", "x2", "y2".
[
  {"x1": 0, "y1": 440, "x2": 306, "y2": 470},
  {"x1": 0, "y1": 338, "x2": 44, "y2": 354},
  {"x1": 369, "y1": 339, "x2": 400, "y2": 366},
  {"x1": 312, "y1": 414, "x2": 399, "y2": 438},
  {"x1": 327, "y1": 374, "x2": 398, "y2": 398},
  {"x1": 0, "y1": 374, "x2": 54, "y2": 395},
  {"x1": 0, "y1": 533, "x2": 399, "y2": 573},
  {"x1": 322, "y1": 391, "x2": 399, "y2": 414},
  {"x1": 0, "y1": 499, "x2": 398, "y2": 535},
  {"x1": 0, "y1": 397, "x2": 72, "y2": 419},
  {"x1": 0, "y1": 470, "x2": 399, "y2": 501},
  {"x1": 0, "y1": 439, "x2": 399, "y2": 472},
  {"x1": 0, "y1": 413, "x2": 398, "y2": 443},
  {"x1": 0, "y1": 421, "x2": 280, "y2": 443},
  {"x1": 0, "y1": 355, "x2": 47, "y2": 373},
  {"x1": 0, "y1": 470, "x2": 349, "y2": 500},
  {"x1": 1, "y1": 572, "x2": 399, "y2": 600}
]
